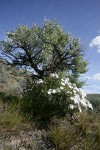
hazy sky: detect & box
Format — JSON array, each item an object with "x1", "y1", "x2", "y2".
[{"x1": 0, "y1": 0, "x2": 100, "y2": 93}]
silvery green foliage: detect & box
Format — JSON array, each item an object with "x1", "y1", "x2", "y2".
[{"x1": 0, "y1": 20, "x2": 87, "y2": 84}]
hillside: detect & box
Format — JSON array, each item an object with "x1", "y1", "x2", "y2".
[
  {"x1": 0, "y1": 60, "x2": 100, "y2": 150},
  {"x1": 87, "y1": 94, "x2": 100, "y2": 112},
  {"x1": 0, "y1": 60, "x2": 27, "y2": 95}
]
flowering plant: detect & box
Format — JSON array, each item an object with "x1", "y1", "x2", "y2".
[
  {"x1": 22, "y1": 72, "x2": 93, "y2": 121},
  {"x1": 47, "y1": 73, "x2": 93, "y2": 112}
]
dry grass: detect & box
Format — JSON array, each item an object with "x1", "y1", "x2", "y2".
[
  {"x1": 0, "y1": 99, "x2": 31, "y2": 131},
  {"x1": 50, "y1": 112, "x2": 100, "y2": 150}
]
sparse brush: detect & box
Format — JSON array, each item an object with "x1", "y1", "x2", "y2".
[
  {"x1": 0, "y1": 98, "x2": 31, "y2": 130},
  {"x1": 50, "y1": 112, "x2": 100, "y2": 150}
]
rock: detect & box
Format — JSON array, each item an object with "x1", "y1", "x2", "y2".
[
  {"x1": 19, "y1": 147, "x2": 26, "y2": 150},
  {"x1": 10, "y1": 139, "x2": 21, "y2": 147},
  {"x1": 0, "y1": 129, "x2": 55, "y2": 150}
]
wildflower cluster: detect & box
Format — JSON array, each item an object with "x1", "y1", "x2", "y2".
[{"x1": 46, "y1": 73, "x2": 93, "y2": 112}]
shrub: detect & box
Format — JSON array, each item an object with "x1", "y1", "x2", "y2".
[{"x1": 20, "y1": 73, "x2": 93, "y2": 122}]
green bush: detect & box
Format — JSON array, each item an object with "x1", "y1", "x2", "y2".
[
  {"x1": 20, "y1": 76, "x2": 72, "y2": 122},
  {"x1": 20, "y1": 74, "x2": 92, "y2": 122}
]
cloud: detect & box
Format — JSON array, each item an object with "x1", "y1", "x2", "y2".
[
  {"x1": 82, "y1": 73, "x2": 100, "y2": 81},
  {"x1": 80, "y1": 74, "x2": 91, "y2": 80},
  {"x1": 92, "y1": 73, "x2": 100, "y2": 80},
  {"x1": 83, "y1": 84, "x2": 100, "y2": 94},
  {"x1": 84, "y1": 75, "x2": 91, "y2": 79},
  {"x1": 89, "y1": 36, "x2": 100, "y2": 53},
  {"x1": 97, "y1": 49, "x2": 100, "y2": 53}
]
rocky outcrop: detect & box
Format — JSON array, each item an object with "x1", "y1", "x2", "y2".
[{"x1": 0, "y1": 129, "x2": 55, "y2": 150}]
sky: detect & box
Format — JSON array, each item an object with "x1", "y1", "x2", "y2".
[{"x1": 0, "y1": 0, "x2": 100, "y2": 93}]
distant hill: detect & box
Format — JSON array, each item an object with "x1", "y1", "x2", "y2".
[
  {"x1": 0, "y1": 60, "x2": 27, "y2": 95},
  {"x1": 87, "y1": 94, "x2": 100, "y2": 112},
  {"x1": 87, "y1": 94, "x2": 100, "y2": 101}
]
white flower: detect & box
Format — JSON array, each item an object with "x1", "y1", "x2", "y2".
[
  {"x1": 56, "y1": 88, "x2": 61, "y2": 93},
  {"x1": 70, "y1": 87, "x2": 93, "y2": 112},
  {"x1": 73, "y1": 89, "x2": 76, "y2": 94},
  {"x1": 73, "y1": 84, "x2": 76, "y2": 87},
  {"x1": 66, "y1": 78, "x2": 69, "y2": 81},
  {"x1": 78, "y1": 104, "x2": 82, "y2": 113},
  {"x1": 37, "y1": 79, "x2": 43, "y2": 84},
  {"x1": 48, "y1": 89, "x2": 52, "y2": 95},
  {"x1": 50, "y1": 73, "x2": 58, "y2": 78},
  {"x1": 52, "y1": 89, "x2": 56, "y2": 94},
  {"x1": 47, "y1": 75, "x2": 93, "y2": 112},
  {"x1": 64, "y1": 78, "x2": 69, "y2": 84},
  {"x1": 61, "y1": 81, "x2": 66, "y2": 86},
  {"x1": 60, "y1": 86, "x2": 64, "y2": 90},
  {"x1": 68, "y1": 84, "x2": 72, "y2": 89},
  {"x1": 48, "y1": 89, "x2": 56, "y2": 94},
  {"x1": 48, "y1": 91, "x2": 50, "y2": 94},
  {"x1": 70, "y1": 104, "x2": 74, "y2": 109}
]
